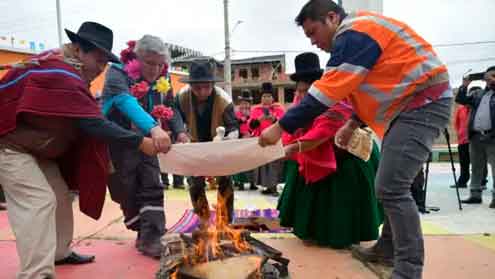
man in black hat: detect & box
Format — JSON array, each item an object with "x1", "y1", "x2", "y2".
[
  {"x1": 176, "y1": 58, "x2": 239, "y2": 226},
  {"x1": 0, "y1": 21, "x2": 164, "y2": 279},
  {"x1": 456, "y1": 66, "x2": 495, "y2": 208}
]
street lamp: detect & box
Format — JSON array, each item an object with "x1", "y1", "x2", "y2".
[{"x1": 231, "y1": 20, "x2": 244, "y2": 38}]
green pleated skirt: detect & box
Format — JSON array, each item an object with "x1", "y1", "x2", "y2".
[{"x1": 277, "y1": 144, "x2": 383, "y2": 249}]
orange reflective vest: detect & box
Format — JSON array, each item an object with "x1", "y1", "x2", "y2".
[{"x1": 309, "y1": 11, "x2": 450, "y2": 137}]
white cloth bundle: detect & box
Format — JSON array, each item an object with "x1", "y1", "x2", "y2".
[{"x1": 158, "y1": 138, "x2": 285, "y2": 176}]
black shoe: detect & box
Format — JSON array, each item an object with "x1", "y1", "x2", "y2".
[
  {"x1": 450, "y1": 184, "x2": 467, "y2": 188},
  {"x1": 173, "y1": 184, "x2": 185, "y2": 189},
  {"x1": 55, "y1": 252, "x2": 95, "y2": 265},
  {"x1": 461, "y1": 197, "x2": 482, "y2": 204},
  {"x1": 351, "y1": 245, "x2": 394, "y2": 267},
  {"x1": 489, "y1": 199, "x2": 495, "y2": 209},
  {"x1": 249, "y1": 183, "x2": 258, "y2": 191},
  {"x1": 261, "y1": 189, "x2": 279, "y2": 197},
  {"x1": 140, "y1": 241, "x2": 162, "y2": 259}
]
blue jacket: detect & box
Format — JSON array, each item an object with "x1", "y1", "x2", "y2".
[{"x1": 102, "y1": 63, "x2": 185, "y2": 136}]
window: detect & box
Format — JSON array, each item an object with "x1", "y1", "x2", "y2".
[
  {"x1": 239, "y1": 69, "x2": 248, "y2": 79},
  {"x1": 251, "y1": 67, "x2": 259, "y2": 80}
]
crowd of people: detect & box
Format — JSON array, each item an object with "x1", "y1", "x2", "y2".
[{"x1": 1, "y1": 0, "x2": 494, "y2": 279}]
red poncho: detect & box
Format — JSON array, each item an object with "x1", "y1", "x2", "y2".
[
  {"x1": 249, "y1": 103, "x2": 285, "y2": 136},
  {"x1": 282, "y1": 102, "x2": 352, "y2": 184},
  {"x1": 235, "y1": 109, "x2": 251, "y2": 137},
  {"x1": 0, "y1": 51, "x2": 109, "y2": 220}
]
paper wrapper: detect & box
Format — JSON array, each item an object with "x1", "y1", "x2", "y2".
[
  {"x1": 335, "y1": 127, "x2": 373, "y2": 162},
  {"x1": 158, "y1": 138, "x2": 285, "y2": 176}
]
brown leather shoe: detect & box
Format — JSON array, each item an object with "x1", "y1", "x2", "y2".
[{"x1": 351, "y1": 245, "x2": 394, "y2": 267}]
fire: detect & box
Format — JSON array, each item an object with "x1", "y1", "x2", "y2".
[
  {"x1": 191, "y1": 189, "x2": 252, "y2": 262},
  {"x1": 170, "y1": 269, "x2": 178, "y2": 279},
  {"x1": 166, "y1": 184, "x2": 266, "y2": 278}
]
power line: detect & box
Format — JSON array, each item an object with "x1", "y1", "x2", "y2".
[
  {"x1": 433, "y1": 40, "x2": 495, "y2": 48},
  {"x1": 445, "y1": 57, "x2": 495, "y2": 66},
  {"x1": 231, "y1": 40, "x2": 495, "y2": 54},
  {"x1": 233, "y1": 49, "x2": 311, "y2": 54}
]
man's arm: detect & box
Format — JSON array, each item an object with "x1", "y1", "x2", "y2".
[
  {"x1": 77, "y1": 118, "x2": 143, "y2": 148},
  {"x1": 455, "y1": 85, "x2": 475, "y2": 107},
  {"x1": 279, "y1": 30, "x2": 382, "y2": 133}
]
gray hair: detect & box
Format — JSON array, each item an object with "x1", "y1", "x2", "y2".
[{"x1": 134, "y1": 34, "x2": 170, "y2": 62}]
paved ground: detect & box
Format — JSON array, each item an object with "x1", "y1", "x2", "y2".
[{"x1": 1, "y1": 162, "x2": 495, "y2": 278}]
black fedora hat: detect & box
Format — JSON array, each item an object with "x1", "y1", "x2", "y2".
[
  {"x1": 290, "y1": 52, "x2": 323, "y2": 82},
  {"x1": 181, "y1": 59, "x2": 223, "y2": 83},
  {"x1": 238, "y1": 89, "x2": 253, "y2": 102},
  {"x1": 65, "y1": 22, "x2": 120, "y2": 63}
]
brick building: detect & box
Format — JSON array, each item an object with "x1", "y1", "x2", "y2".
[{"x1": 172, "y1": 54, "x2": 296, "y2": 106}]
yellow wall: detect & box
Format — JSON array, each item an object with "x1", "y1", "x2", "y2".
[
  {"x1": 0, "y1": 50, "x2": 31, "y2": 78},
  {"x1": 1, "y1": 49, "x2": 188, "y2": 97}
]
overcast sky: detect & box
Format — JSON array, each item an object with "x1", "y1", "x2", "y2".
[{"x1": 1, "y1": 0, "x2": 494, "y2": 85}]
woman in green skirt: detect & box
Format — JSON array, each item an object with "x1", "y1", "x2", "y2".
[{"x1": 277, "y1": 53, "x2": 383, "y2": 249}]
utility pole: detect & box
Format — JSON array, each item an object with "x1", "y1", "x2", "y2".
[
  {"x1": 223, "y1": 0, "x2": 232, "y2": 96},
  {"x1": 56, "y1": 0, "x2": 63, "y2": 47}
]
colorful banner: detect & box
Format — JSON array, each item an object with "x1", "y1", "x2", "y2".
[{"x1": 0, "y1": 36, "x2": 47, "y2": 52}]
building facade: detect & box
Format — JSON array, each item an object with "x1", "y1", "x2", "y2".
[{"x1": 172, "y1": 54, "x2": 296, "y2": 106}]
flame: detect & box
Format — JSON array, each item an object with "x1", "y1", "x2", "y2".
[
  {"x1": 170, "y1": 268, "x2": 179, "y2": 279},
  {"x1": 188, "y1": 186, "x2": 252, "y2": 264}
]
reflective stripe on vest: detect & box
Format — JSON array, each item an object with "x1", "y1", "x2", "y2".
[{"x1": 329, "y1": 11, "x2": 448, "y2": 126}]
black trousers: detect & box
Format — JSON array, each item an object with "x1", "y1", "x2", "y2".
[
  {"x1": 188, "y1": 176, "x2": 234, "y2": 224},
  {"x1": 108, "y1": 148, "x2": 165, "y2": 244},
  {"x1": 458, "y1": 143, "x2": 471, "y2": 186},
  {"x1": 457, "y1": 142, "x2": 488, "y2": 186},
  {"x1": 161, "y1": 173, "x2": 184, "y2": 186}
]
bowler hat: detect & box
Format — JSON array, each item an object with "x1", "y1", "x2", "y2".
[
  {"x1": 65, "y1": 21, "x2": 120, "y2": 63},
  {"x1": 290, "y1": 52, "x2": 323, "y2": 82}
]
